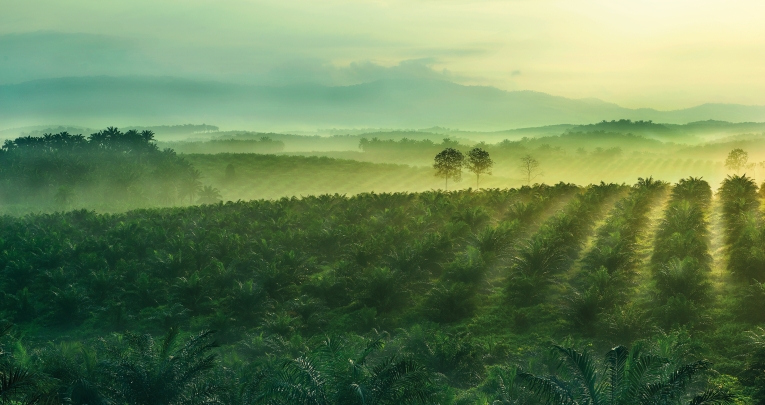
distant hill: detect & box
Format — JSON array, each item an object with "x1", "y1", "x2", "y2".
[
  {"x1": 566, "y1": 119, "x2": 765, "y2": 143},
  {"x1": 3, "y1": 76, "x2": 765, "y2": 130}
]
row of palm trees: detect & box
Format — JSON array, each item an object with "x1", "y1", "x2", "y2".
[
  {"x1": 505, "y1": 182, "x2": 626, "y2": 306},
  {"x1": 650, "y1": 177, "x2": 713, "y2": 329},
  {"x1": 0, "y1": 186, "x2": 583, "y2": 333},
  {"x1": 566, "y1": 177, "x2": 668, "y2": 335},
  {"x1": 0, "y1": 181, "x2": 746, "y2": 403},
  {"x1": 716, "y1": 175, "x2": 765, "y2": 328},
  {"x1": 423, "y1": 182, "x2": 580, "y2": 323},
  {"x1": 719, "y1": 175, "x2": 764, "y2": 282}
]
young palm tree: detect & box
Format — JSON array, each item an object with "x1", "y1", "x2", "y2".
[{"x1": 518, "y1": 345, "x2": 734, "y2": 405}]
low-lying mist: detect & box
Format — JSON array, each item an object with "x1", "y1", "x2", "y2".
[{"x1": 2, "y1": 120, "x2": 764, "y2": 214}]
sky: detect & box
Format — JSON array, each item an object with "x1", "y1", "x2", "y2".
[{"x1": 2, "y1": 0, "x2": 765, "y2": 110}]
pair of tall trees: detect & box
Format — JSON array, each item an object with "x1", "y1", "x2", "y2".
[{"x1": 433, "y1": 147, "x2": 494, "y2": 190}]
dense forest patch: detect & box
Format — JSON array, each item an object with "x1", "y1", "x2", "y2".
[{"x1": 0, "y1": 128, "x2": 198, "y2": 212}]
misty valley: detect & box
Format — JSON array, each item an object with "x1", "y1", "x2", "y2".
[{"x1": 0, "y1": 121, "x2": 764, "y2": 404}]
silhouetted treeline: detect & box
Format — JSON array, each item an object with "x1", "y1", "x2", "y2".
[{"x1": 0, "y1": 127, "x2": 199, "y2": 211}]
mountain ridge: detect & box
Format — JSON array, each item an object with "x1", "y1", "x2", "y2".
[{"x1": 2, "y1": 75, "x2": 765, "y2": 130}]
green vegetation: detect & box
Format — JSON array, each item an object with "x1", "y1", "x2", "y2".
[
  {"x1": 519, "y1": 344, "x2": 733, "y2": 405},
  {"x1": 725, "y1": 149, "x2": 749, "y2": 175},
  {"x1": 433, "y1": 147, "x2": 465, "y2": 190},
  {"x1": 650, "y1": 177, "x2": 713, "y2": 329},
  {"x1": 163, "y1": 137, "x2": 285, "y2": 154},
  {"x1": 185, "y1": 153, "x2": 443, "y2": 202},
  {"x1": 4, "y1": 125, "x2": 765, "y2": 402},
  {"x1": 0, "y1": 175, "x2": 760, "y2": 403},
  {"x1": 0, "y1": 128, "x2": 199, "y2": 212},
  {"x1": 465, "y1": 147, "x2": 494, "y2": 188},
  {"x1": 566, "y1": 177, "x2": 667, "y2": 336}
]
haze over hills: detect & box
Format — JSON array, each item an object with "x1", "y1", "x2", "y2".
[{"x1": 3, "y1": 76, "x2": 765, "y2": 131}]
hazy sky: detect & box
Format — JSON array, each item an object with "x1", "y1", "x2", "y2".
[{"x1": 2, "y1": 0, "x2": 765, "y2": 110}]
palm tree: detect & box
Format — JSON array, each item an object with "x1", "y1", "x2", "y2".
[
  {"x1": 653, "y1": 257, "x2": 711, "y2": 305},
  {"x1": 260, "y1": 336, "x2": 434, "y2": 404},
  {"x1": 196, "y1": 185, "x2": 222, "y2": 205},
  {"x1": 518, "y1": 344, "x2": 734, "y2": 405},
  {"x1": 54, "y1": 185, "x2": 75, "y2": 207},
  {"x1": 506, "y1": 238, "x2": 567, "y2": 305},
  {"x1": 0, "y1": 324, "x2": 45, "y2": 404},
  {"x1": 102, "y1": 329, "x2": 219, "y2": 405},
  {"x1": 0, "y1": 365, "x2": 41, "y2": 404},
  {"x1": 742, "y1": 328, "x2": 765, "y2": 405},
  {"x1": 178, "y1": 169, "x2": 203, "y2": 204},
  {"x1": 671, "y1": 177, "x2": 712, "y2": 208}
]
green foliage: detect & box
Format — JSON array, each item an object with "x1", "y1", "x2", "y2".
[
  {"x1": 163, "y1": 136, "x2": 285, "y2": 154},
  {"x1": 724, "y1": 148, "x2": 749, "y2": 174},
  {"x1": 506, "y1": 182, "x2": 625, "y2": 306},
  {"x1": 718, "y1": 175, "x2": 765, "y2": 283},
  {"x1": 741, "y1": 328, "x2": 765, "y2": 405},
  {"x1": 101, "y1": 328, "x2": 219, "y2": 405},
  {"x1": 518, "y1": 344, "x2": 734, "y2": 405},
  {"x1": 256, "y1": 335, "x2": 435, "y2": 405},
  {"x1": 0, "y1": 128, "x2": 196, "y2": 211},
  {"x1": 433, "y1": 147, "x2": 465, "y2": 190},
  {"x1": 0, "y1": 178, "x2": 760, "y2": 403},
  {"x1": 466, "y1": 147, "x2": 494, "y2": 188},
  {"x1": 567, "y1": 177, "x2": 667, "y2": 334},
  {"x1": 650, "y1": 177, "x2": 713, "y2": 328}
]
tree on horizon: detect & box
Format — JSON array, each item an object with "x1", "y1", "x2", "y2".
[
  {"x1": 466, "y1": 147, "x2": 493, "y2": 188},
  {"x1": 519, "y1": 154, "x2": 542, "y2": 185},
  {"x1": 725, "y1": 148, "x2": 748, "y2": 175},
  {"x1": 433, "y1": 148, "x2": 464, "y2": 190}
]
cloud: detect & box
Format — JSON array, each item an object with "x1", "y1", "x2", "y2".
[
  {"x1": 0, "y1": 31, "x2": 479, "y2": 88},
  {"x1": 250, "y1": 57, "x2": 473, "y2": 86},
  {"x1": 4, "y1": 0, "x2": 765, "y2": 108},
  {"x1": 0, "y1": 31, "x2": 153, "y2": 84}
]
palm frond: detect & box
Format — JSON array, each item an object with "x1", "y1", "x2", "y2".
[
  {"x1": 688, "y1": 389, "x2": 735, "y2": 405},
  {"x1": 0, "y1": 365, "x2": 38, "y2": 403},
  {"x1": 517, "y1": 372, "x2": 576, "y2": 405},
  {"x1": 640, "y1": 361, "x2": 709, "y2": 404},
  {"x1": 554, "y1": 345, "x2": 604, "y2": 405},
  {"x1": 606, "y1": 345, "x2": 628, "y2": 404}
]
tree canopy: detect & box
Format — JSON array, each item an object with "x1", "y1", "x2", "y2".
[
  {"x1": 466, "y1": 147, "x2": 494, "y2": 188},
  {"x1": 433, "y1": 148, "x2": 464, "y2": 190},
  {"x1": 0, "y1": 128, "x2": 198, "y2": 211}
]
